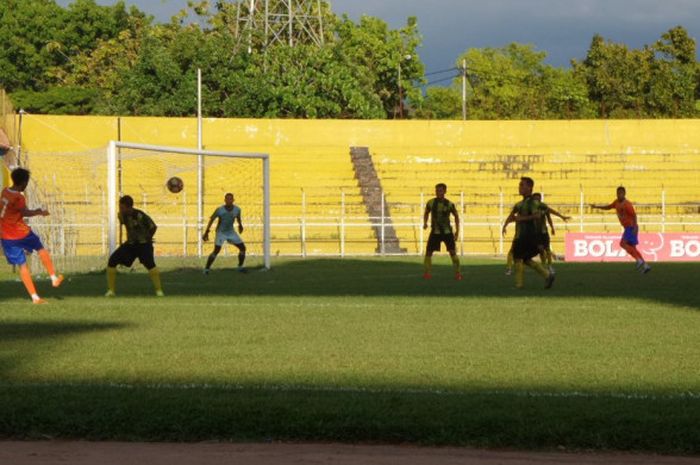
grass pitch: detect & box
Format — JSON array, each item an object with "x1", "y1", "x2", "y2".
[{"x1": 0, "y1": 257, "x2": 699, "y2": 453}]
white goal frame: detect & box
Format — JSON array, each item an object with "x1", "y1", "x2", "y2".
[{"x1": 107, "y1": 141, "x2": 271, "y2": 269}]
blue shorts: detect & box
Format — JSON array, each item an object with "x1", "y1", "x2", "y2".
[
  {"x1": 1, "y1": 231, "x2": 44, "y2": 266},
  {"x1": 621, "y1": 226, "x2": 638, "y2": 246}
]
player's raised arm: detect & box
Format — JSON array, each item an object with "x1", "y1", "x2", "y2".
[
  {"x1": 20, "y1": 207, "x2": 49, "y2": 217},
  {"x1": 546, "y1": 207, "x2": 571, "y2": 222},
  {"x1": 590, "y1": 202, "x2": 614, "y2": 210}
]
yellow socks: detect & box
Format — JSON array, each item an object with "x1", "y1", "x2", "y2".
[
  {"x1": 515, "y1": 260, "x2": 525, "y2": 288},
  {"x1": 548, "y1": 250, "x2": 555, "y2": 266},
  {"x1": 451, "y1": 255, "x2": 460, "y2": 273},
  {"x1": 527, "y1": 260, "x2": 550, "y2": 279},
  {"x1": 106, "y1": 267, "x2": 163, "y2": 297},
  {"x1": 148, "y1": 267, "x2": 163, "y2": 294},
  {"x1": 423, "y1": 255, "x2": 432, "y2": 275},
  {"x1": 106, "y1": 267, "x2": 117, "y2": 293}
]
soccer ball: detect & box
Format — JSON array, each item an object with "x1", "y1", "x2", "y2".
[{"x1": 166, "y1": 176, "x2": 184, "y2": 193}]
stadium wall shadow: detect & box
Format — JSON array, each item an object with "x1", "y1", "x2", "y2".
[
  {"x1": 0, "y1": 321, "x2": 132, "y2": 381},
  {"x1": 0, "y1": 378, "x2": 698, "y2": 453},
  {"x1": 1, "y1": 259, "x2": 697, "y2": 310}
]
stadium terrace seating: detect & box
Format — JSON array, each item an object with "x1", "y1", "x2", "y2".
[
  {"x1": 372, "y1": 147, "x2": 700, "y2": 255},
  {"x1": 23, "y1": 144, "x2": 700, "y2": 257}
]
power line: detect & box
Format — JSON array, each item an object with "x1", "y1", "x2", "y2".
[
  {"x1": 422, "y1": 74, "x2": 460, "y2": 86},
  {"x1": 464, "y1": 64, "x2": 580, "y2": 94},
  {"x1": 424, "y1": 67, "x2": 458, "y2": 77}
]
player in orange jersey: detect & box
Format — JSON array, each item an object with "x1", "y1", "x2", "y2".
[
  {"x1": 591, "y1": 186, "x2": 651, "y2": 274},
  {"x1": 0, "y1": 168, "x2": 64, "y2": 303}
]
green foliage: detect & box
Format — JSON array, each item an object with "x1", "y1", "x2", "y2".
[
  {"x1": 107, "y1": 32, "x2": 199, "y2": 116},
  {"x1": 11, "y1": 86, "x2": 98, "y2": 114},
  {"x1": 98, "y1": 23, "x2": 386, "y2": 118},
  {"x1": 334, "y1": 15, "x2": 425, "y2": 118},
  {"x1": 0, "y1": 0, "x2": 142, "y2": 93},
  {"x1": 220, "y1": 45, "x2": 386, "y2": 118},
  {"x1": 0, "y1": 0, "x2": 67, "y2": 92},
  {"x1": 414, "y1": 87, "x2": 461, "y2": 119},
  {"x1": 54, "y1": 0, "x2": 421, "y2": 118},
  {"x1": 1, "y1": 2, "x2": 697, "y2": 119},
  {"x1": 460, "y1": 44, "x2": 594, "y2": 120},
  {"x1": 574, "y1": 27, "x2": 698, "y2": 118}
]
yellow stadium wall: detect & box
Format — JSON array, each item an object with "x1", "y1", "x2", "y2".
[
  {"x1": 20, "y1": 116, "x2": 700, "y2": 156},
  {"x1": 18, "y1": 115, "x2": 700, "y2": 258}
]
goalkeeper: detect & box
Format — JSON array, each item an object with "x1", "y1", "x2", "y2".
[{"x1": 203, "y1": 193, "x2": 247, "y2": 274}]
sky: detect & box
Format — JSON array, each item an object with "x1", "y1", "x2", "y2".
[{"x1": 56, "y1": 0, "x2": 700, "y2": 78}]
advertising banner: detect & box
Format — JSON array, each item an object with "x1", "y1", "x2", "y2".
[{"x1": 565, "y1": 232, "x2": 700, "y2": 262}]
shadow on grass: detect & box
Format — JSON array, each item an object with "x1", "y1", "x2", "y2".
[
  {"x1": 0, "y1": 380, "x2": 698, "y2": 454},
  {"x1": 2, "y1": 258, "x2": 698, "y2": 310},
  {"x1": 0, "y1": 320, "x2": 132, "y2": 380}
]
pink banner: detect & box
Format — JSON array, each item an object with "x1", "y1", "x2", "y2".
[{"x1": 565, "y1": 232, "x2": 700, "y2": 262}]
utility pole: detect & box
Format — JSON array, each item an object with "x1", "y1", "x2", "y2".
[
  {"x1": 461, "y1": 59, "x2": 467, "y2": 121},
  {"x1": 398, "y1": 62, "x2": 402, "y2": 119},
  {"x1": 397, "y1": 54, "x2": 412, "y2": 119}
]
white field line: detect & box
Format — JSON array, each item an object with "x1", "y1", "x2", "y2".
[{"x1": 1, "y1": 381, "x2": 699, "y2": 401}]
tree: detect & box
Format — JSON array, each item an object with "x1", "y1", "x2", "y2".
[
  {"x1": 573, "y1": 27, "x2": 698, "y2": 118},
  {"x1": 216, "y1": 44, "x2": 385, "y2": 118},
  {"x1": 0, "y1": 0, "x2": 67, "y2": 92},
  {"x1": 334, "y1": 15, "x2": 425, "y2": 118},
  {"x1": 107, "y1": 32, "x2": 198, "y2": 116},
  {"x1": 415, "y1": 87, "x2": 461, "y2": 119},
  {"x1": 647, "y1": 26, "x2": 697, "y2": 117},
  {"x1": 460, "y1": 43, "x2": 593, "y2": 120},
  {"x1": 1, "y1": 0, "x2": 146, "y2": 114},
  {"x1": 11, "y1": 86, "x2": 98, "y2": 114}
]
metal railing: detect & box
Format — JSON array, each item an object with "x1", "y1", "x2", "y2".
[{"x1": 22, "y1": 189, "x2": 700, "y2": 260}]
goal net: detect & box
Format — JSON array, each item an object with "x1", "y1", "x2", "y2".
[
  {"x1": 17, "y1": 142, "x2": 269, "y2": 274},
  {"x1": 108, "y1": 141, "x2": 271, "y2": 270}
]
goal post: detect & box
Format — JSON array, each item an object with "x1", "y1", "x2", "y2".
[{"x1": 107, "y1": 141, "x2": 271, "y2": 269}]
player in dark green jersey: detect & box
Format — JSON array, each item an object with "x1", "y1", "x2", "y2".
[
  {"x1": 105, "y1": 195, "x2": 163, "y2": 297},
  {"x1": 502, "y1": 200, "x2": 522, "y2": 276},
  {"x1": 422, "y1": 183, "x2": 462, "y2": 280},
  {"x1": 532, "y1": 192, "x2": 570, "y2": 275},
  {"x1": 502, "y1": 177, "x2": 554, "y2": 289}
]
